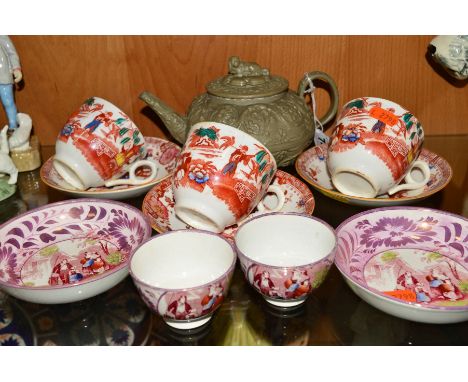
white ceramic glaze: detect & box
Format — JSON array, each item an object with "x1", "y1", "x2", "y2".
[
  {"x1": 142, "y1": 170, "x2": 316, "y2": 242},
  {"x1": 173, "y1": 122, "x2": 280, "y2": 233},
  {"x1": 295, "y1": 144, "x2": 452, "y2": 207},
  {"x1": 387, "y1": 160, "x2": 431, "y2": 195},
  {"x1": 41, "y1": 137, "x2": 181, "y2": 200},
  {"x1": 344, "y1": 276, "x2": 468, "y2": 324},
  {"x1": 235, "y1": 213, "x2": 336, "y2": 307},
  {"x1": 328, "y1": 97, "x2": 430, "y2": 198},
  {"x1": 54, "y1": 97, "x2": 156, "y2": 190},
  {"x1": 329, "y1": 144, "x2": 394, "y2": 198},
  {"x1": 2, "y1": 267, "x2": 129, "y2": 305},
  {"x1": 130, "y1": 230, "x2": 236, "y2": 329},
  {"x1": 0, "y1": 125, "x2": 17, "y2": 185}
]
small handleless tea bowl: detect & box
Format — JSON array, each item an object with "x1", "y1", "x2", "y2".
[
  {"x1": 129, "y1": 230, "x2": 236, "y2": 330},
  {"x1": 235, "y1": 213, "x2": 337, "y2": 308}
]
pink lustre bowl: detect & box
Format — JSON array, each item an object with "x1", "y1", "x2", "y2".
[
  {"x1": 129, "y1": 230, "x2": 236, "y2": 330},
  {"x1": 235, "y1": 213, "x2": 337, "y2": 308},
  {"x1": 335, "y1": 207, "x2": 468, "y2": 324},
  {"x1": 0, "y1": 199, "x2": 151, "y2": 304}
]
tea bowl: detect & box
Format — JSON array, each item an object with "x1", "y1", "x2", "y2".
[
  {"x1": 129, "y1": 230, "x2": 236, "y2": 330},
  {"x1": 0, "y1": 199, "x2": 151, "y2": 304},
  {"x1": 235, "y1": 213, "x2": 337, "y2": 308}
]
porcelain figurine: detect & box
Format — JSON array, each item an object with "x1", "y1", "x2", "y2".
[
  {"x1": 140, "y1": 56, "x2": 339, "y2": 167},
  {"x1": 0, "y1": 125, "x2": 18, "y2": 184},
  {"x1": 429, "y1": 35, "x2": 468, "y2": 80},
  {"x1": 0, "y1": 36, "x2": 22, "y2": 131},
  {"x1": 0, "y1": 36, "x2": 40, "y2": 172}
]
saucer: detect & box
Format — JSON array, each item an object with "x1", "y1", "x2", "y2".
[
  {"x1": 0, "y1": 199, "x2": 151, "y2": 304},
  {"x1": 335, "y1": 207, "x2": 468, "y2": 324},
  {"x1": 295, "y1": 144, "x2": 452, "y2": 207},
  {"x1": 40, "y1": 137, "x2": 181, "y2": 200},
  {"x1": 142, "y1": 170, "x2": 315, "y2": 241}
]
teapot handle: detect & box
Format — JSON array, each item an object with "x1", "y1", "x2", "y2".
[{"x1": 297, "y1": 71, "x2": 339, "y2": 127}]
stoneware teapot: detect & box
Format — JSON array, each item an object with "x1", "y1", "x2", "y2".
[{"x1": 140, "y1": 56, "x2": 339, "y2": 167}]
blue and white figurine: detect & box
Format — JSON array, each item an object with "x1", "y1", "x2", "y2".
[
  {"x1": 0, "y1": 36, "x2": 38, "y2": 176},
  {"x1": 0, "y1": 36, "x2": 22, "y2": 131}
]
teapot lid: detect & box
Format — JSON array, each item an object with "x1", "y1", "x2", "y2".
[{"x1": 206, "y1": 56, "x2": 289, "y2": 99}]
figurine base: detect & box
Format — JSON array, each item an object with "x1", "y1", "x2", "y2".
[
  {"x1": 10, "y1": 135, "x2": 41, "y2": 172},
  {"x1": 0, "y1": 177, "x2": 16, "y2": 201}
]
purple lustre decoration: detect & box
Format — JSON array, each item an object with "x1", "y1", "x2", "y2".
[
  {"x1": 336, "y1": 207, "x2": 468, "y2": 310},
  {"x1": 0, "y1": 199, "x2": 151, "y2": 289}
]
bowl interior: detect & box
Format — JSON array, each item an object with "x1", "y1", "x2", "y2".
[
  {"x1": 335, "y1": 208, "x2": 468, "y2": 310},
  {"x1": 0, "y1": 200, "x2": 151, "y2": 289},
  {"x1": 235, "y1": 214, "x2": 336, "y2": 267},
  {"x1": 131, "y1": 231, "x2": 235, "y2": 289}
]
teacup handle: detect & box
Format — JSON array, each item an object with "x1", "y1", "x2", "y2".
[
  {"x1": 237, "y1": 185, "x2": 286, "y2": 226},
  {"x1": 104, "y1": 160, "x2": 159, "y2": 187},
  {"x1": 387, "y1": 160, "x2": 431, "y2": 195},
  {"x1": 256, "y1": 185, "x2": 286, "y2": 213}
]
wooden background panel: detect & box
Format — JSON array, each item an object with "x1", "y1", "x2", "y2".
[
  {"x1": 3, "y1": 35, "x2": 467, "y2": 146},
  {"x1": 346, "y1": 36, "x2": 468, "y2": 136}
]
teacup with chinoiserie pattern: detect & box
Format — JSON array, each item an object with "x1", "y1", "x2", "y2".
[
  {"x1": 327, "y1": 97, "x2": 430, "y2": 198},
  {"x1": 54, "y1": 97, "x2": 160, "y2": 190},
  {"x1": 172, "y1": 121, "x2": 285, "y2": 233}
]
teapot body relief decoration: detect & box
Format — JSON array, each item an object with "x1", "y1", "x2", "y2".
[{"x1": 140, "y1": 56, "x2": 339, "y2": 167}]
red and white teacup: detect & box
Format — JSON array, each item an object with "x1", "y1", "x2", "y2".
[
  {"x1": 327, "y1": 97, "x2": 430, "y2": 198},
  {"x1": 53, "y1": 97, "x2": 159, "y2": 190},
  {"x1": 173, "y1": 122, "x2": 284, "y2": 233}
]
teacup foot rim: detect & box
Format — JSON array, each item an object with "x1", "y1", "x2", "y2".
[
  {"x1": 263, "y1": 296, "x2": 307, "y2": 308},
  {"x1": 163, "y1": 314, "x2": 213, "y2": 330}
]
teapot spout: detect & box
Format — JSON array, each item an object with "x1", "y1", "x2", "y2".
[{"x1": 139, "y1": 91, "x2": 187, "y2": 144}]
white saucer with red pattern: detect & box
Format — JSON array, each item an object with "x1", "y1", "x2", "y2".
[
  {"x1": 142, "y1": 170, "x2": 315, "y2": 241},
  {"x1": 296, "y1": 144, "x2": 452, "y2": 207}
]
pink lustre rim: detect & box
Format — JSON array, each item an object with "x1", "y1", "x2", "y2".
[
  {"x1": 0, "y1": 198, "x2": 152, "y2": 291},
  {"x1": 235, "y1": 212, "x2": 337, "y2": 270},
  {"x1": 335, "y1": 206, "x2": 468, "y2": 311},
  {"x1": 129, "y1": 229, "x2": 237, "y2": 293}
]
